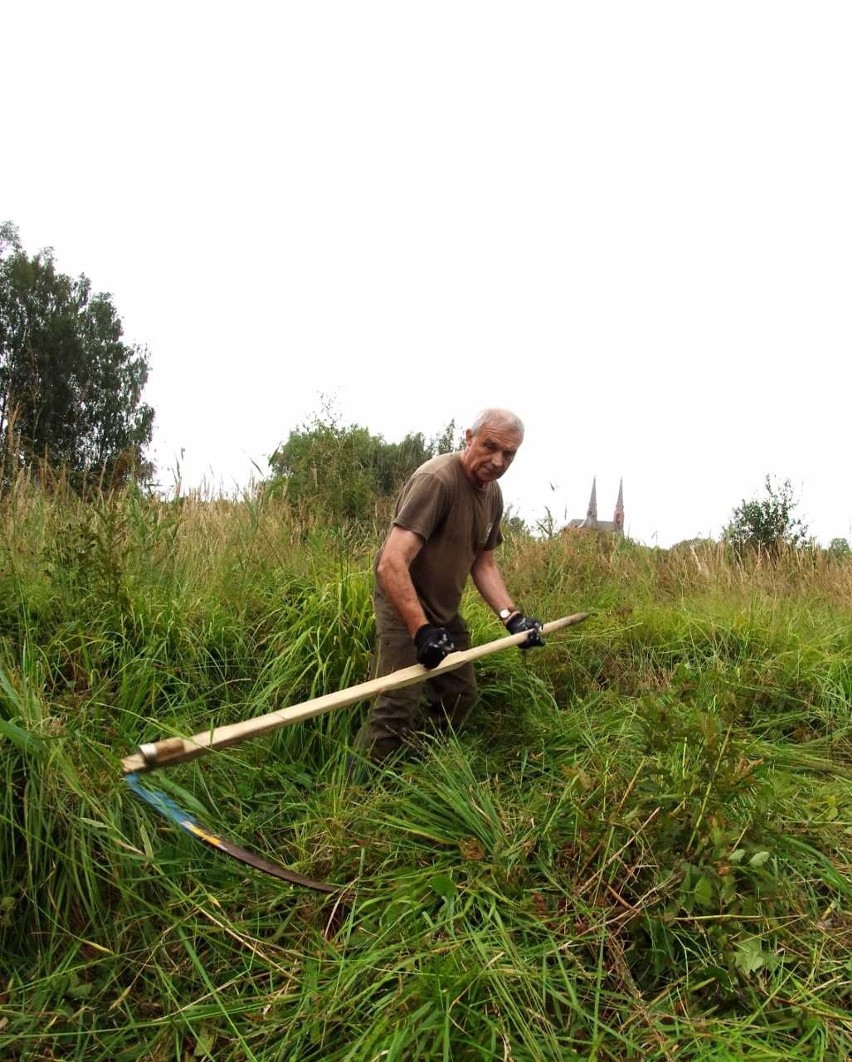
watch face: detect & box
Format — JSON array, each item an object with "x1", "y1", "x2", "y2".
[{"x1": 499, "y1": 608, "x2": 511, "y2": 620}]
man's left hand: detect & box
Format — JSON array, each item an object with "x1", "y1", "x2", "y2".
[{"x1": 506, "y1": 613, "x2": 545, "y2": 650}]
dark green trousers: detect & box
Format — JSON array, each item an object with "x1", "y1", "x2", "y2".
[{"x1": 354, "y1": 610, "x2": 476, "y2": 763}]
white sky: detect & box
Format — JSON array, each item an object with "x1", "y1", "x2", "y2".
[{"x1": 4, "y1": 2, "x2": 850, "y2": 547}]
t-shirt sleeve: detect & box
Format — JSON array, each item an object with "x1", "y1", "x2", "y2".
[{"x1": 392, "y1": 472, "x2": 449, "y2": 541}]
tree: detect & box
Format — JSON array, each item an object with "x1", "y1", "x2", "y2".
[
  {"x1": 0, "y1": 222, "x2": 154, "y2": 487},
  {"x1": 267, "y1": 400, "x2": 459, "y2": 523},
  {"x1": 723, "y1": 475, "x2": 810, "y2": 557},
  {"x1": 828, "y1": 537, "x2": 851, "y2": 559}
]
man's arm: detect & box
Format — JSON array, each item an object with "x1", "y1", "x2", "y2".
[
  {"x1": 470, "y1": 549, "x2": 517, "y2": 619},
  {"x1": 472, "y1": 548, "x2": 545, "y2": 649},
  {"x1": 375, "y1": 526, "x2": 430, "y2": 637}
]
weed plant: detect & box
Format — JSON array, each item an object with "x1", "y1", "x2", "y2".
[{"x1": 1, "y1": 476, "x2": 851, "y2": 1059}]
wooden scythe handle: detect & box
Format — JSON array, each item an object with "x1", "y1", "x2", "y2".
[{"x1": 121, "y1": 612, "x2": 589, "y2": 774}]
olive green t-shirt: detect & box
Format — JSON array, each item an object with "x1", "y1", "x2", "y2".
[{"x1": 374, "y1": 452, "x2": 503, "y2": 627}]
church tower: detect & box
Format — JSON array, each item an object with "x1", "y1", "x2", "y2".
[{"x1": 565, "y1": 479, "x2": 624, "y2": 534}]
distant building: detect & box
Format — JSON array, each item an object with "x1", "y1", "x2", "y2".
[{"x1": 565, "y1": 478, "x2": 624, "y2": 534}]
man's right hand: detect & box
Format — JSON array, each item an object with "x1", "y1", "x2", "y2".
[{"x1": 414, "y1": 624, "x2": 456, "y2": 669}]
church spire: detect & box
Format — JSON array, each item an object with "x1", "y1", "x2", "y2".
[
  {"x1": 564, "y1": 478, "x2": 625, "y2": 534},
  {"x1": 613, "y1": 479, "x2": 624, "y2": 532},
  {"x1": 585, "y1": 478, "x2": 598, "y2": 526}
]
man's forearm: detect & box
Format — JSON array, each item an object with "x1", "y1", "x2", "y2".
[
  {"x1": 471, "y1": 556, "x2": 516, "y2": 618},
  {"x1": 376, "y1": 556, "x2": 429, "y2": 637}
]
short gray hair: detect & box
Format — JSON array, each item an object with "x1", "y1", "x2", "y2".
[{"x1": 471, "y1": 408, "x2": 525, "y2": 437}]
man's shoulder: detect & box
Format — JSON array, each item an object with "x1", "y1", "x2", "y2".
[{"x1": 411, "y1": 451, "x2": 461, "y2": 483}]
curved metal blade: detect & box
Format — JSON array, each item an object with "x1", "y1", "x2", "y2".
[{"x1": 124, "y1": 772, "x2": 339, "y2": 894}]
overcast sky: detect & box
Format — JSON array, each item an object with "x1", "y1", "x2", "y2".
[{"x1": 4, "y1": 2, "x2": 850, "y2": 547}]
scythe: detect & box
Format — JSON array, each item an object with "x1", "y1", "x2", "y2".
[{"x1": 121, "y1": 612, "x2": 588, "y2": 892}]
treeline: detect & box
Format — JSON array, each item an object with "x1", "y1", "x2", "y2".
[
  {"x1": 266, "y1": 403, "x2": 460, "y2": 522},
  {"x1": 3, "y1": 222, "x2": 849, "y2": 556},
  {"x1": 0, "y1": 223, "x2": 153, "y2": 489}
]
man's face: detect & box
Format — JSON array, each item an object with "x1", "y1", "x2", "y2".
[{"x1": 460, "y1": 422, "x2": 524, "y2": 488}]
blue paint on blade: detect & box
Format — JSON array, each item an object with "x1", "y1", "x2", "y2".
[{"x1": 123, "y1": 771, "x2": 203, "y2": 833}]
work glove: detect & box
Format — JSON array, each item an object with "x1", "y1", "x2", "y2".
[
  {"x1": 506, "y1": 613, "x2": 545, "y2": 650},
  {"x1": 414, "y1": 624, "x2": 456, "y2": 669}
]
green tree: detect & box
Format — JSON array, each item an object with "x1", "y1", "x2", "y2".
[
  {"x1": 0, "y1": 222, "x2": 154, "y2": 487},
  {"x1": 267, "y1": 401, "x2": 458, "y2": 523},
  {"x1": 828, "y1": 537, "x2": 851, "y2": 559},
  {"x1": 723, "y1": 475, "x2": 810, "y2": 557}
]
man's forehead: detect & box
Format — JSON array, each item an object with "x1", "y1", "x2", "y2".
[{"x1": 477, "y1": 424, "x2": 523, "y2": 447}]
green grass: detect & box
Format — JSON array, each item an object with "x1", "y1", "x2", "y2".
[{"x1": 1, "y1": 480, "x2": 851, "y2": 1059}]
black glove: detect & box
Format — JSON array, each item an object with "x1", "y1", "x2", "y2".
[
  {"x1": 414, "y1": 624, "x2": 456, "y2": 669},
  {"x1": 506, "y1": 613, "x2": 545, "y2": 650}
]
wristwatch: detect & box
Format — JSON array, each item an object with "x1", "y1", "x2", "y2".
[{"x1": 498, "y1": 607, "x2": 514, "y2": 621}]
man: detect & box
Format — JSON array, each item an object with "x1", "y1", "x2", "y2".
[{"x1": 353, "y1": 407, "x2": 544, "y2": 764}]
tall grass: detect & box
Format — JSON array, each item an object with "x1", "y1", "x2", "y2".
[{"x1": 1, "y1": 476, "x2": 851, "y2": 1059}]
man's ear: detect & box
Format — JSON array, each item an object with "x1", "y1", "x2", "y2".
[{"x1": 464, "y1": 428, "x2": 473, "y2": 447}]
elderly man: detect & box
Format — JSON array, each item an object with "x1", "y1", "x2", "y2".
[{"x1": 353, "y1": 407, "x2": 543, "y2": 765}]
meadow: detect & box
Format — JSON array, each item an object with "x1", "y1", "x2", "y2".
[{"x1": 1, "y1": 475, "x2": 851, "y2": 1060}]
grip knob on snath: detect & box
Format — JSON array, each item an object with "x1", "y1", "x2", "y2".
[
  {"x1": 140, "y1": 737, "x2": 187, "y2": 767},
  {"x1": 124, "y1": 737, "x2": 190, "y2": 774}
]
